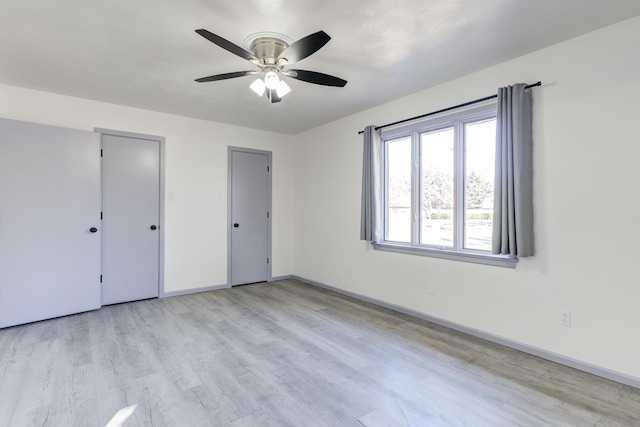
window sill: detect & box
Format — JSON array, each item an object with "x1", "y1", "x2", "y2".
[{"x1": 372, "y1": 242, "x2": 517, "y2": 268}]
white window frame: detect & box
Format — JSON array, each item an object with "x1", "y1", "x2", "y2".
[{"x1": 374, "y1": 103, "x2": 517, "y2": 268}]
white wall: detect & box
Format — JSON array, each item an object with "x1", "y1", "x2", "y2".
[
  {"x1": 292, "y1": 16, "x2": 640, "y2": 381},
  {"x1": 0, "y1": 85, "x2": 294, "y2": 293}
]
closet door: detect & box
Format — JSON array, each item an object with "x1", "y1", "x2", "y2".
[
  {"x1": 101, "y1": 133, "x2": 160, "y2": 305},
  {"x1": 0, "y1": 118, "x2": 101, "y2": 329},
  {"x1": 229, "y1": 147, "x2": 271, "y2": 286}
]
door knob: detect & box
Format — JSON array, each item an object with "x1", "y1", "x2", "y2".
[
  {"x1": 233, "y1": 223, "x2": 239, "y2": 228},
  {"x1": 150, "y1": 225, "x2": 157, "y2": 230},
  {"x1": 89, "y1": 227, "x2": 98, "y2": 233}
]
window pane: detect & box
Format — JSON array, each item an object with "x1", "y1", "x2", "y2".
[
  {"x1": 386, "y1": 137, "x2": 412, "y2": 243},
  {"x1": 464, "y1": 119, "x2": 496, "y2": 251},
  {"x1": 420, "y1": 128, "x2": 454, "y2": 247}
]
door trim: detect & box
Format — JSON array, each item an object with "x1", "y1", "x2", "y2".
[
  {"x1": 227, "y1": 146, "x2": 273, "y2": 287},
  {"x1": 94, "y1": 128, "x2": 166, "y2": 298}
]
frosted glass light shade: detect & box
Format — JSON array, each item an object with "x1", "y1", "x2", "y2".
[
  {"x1": 249, "y1": 78, "x2": 266, "y2": 96},
  {"x1": 264, "y1": 71, "x2": 279, "y2": 90},
  {"x1": 276, "y1": 80, "x2": 291, "y2": 97}
]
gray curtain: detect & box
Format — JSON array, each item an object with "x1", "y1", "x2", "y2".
[
  {"x1": 360, "y1": 125, "x2": 384, "y2": 242},
  {"x1": 492, "y1": 84, "x2": 534, "y2": 257}
]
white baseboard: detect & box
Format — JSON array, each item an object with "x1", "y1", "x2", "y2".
[{"x1": 290, "y1": 275, "x2": 640, "y2": 390}]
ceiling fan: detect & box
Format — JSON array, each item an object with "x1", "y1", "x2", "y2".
[{"x1": 194, "y1": 29, "x2": 347, "y2": 103}]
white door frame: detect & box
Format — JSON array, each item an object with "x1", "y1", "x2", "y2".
[
  {"x1": 95, "y1": 128, "x2": 166, "y2": 298},
  {"x1": 227, "y1": 146, "x2": 272, "y2": 287}
]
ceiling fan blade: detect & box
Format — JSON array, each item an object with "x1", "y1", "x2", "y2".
[
  {"x1": 195, "y1": 29, "x2": 259, "y2": 63},
  {"x1": 195, "y1": 71, "x2": 258, "y2": 83},
  {"x1": 286, "y1": 69, "x2": 347, "y2": 87},
  {"x1": 277, "y1": 31, "x2": 331, "y2": 64}
]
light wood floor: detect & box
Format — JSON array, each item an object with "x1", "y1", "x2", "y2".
[{"x1": 1, "y1": 279, "x2": 639, "y2": 426}]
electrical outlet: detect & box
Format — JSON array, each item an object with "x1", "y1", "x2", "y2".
[{"x1": 559, "y1": 310, "x2": 572, "y2": 327}]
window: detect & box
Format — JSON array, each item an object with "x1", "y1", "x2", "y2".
[{"x1": 375, "y1": 104, "x2": 516, "y2": 268}]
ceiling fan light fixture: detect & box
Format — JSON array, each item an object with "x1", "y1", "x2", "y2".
[{"x1": 249, "y1": 78, "x2": 266, "y2": 96}]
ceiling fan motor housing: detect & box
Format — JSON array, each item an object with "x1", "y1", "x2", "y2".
[{"x1": 251, "y1": 37, "x2": 289, "y2": 65}]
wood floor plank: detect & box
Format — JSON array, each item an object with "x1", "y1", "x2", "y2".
[{"x1": 1, "y1": 279, "x2": 639, "y2": 426}]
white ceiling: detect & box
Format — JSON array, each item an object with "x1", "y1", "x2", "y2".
[{"x1": 1, "y1": 1, "x2": 639, "y2": 135}]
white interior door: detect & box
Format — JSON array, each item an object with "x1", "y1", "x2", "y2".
[
  {"x1": 0, "y1": 118, "x2": 101, "y2": 329},
  {"x1": 229, "y1": 148, "x2": 271, "y2": 286},
  {"x1": 101, "y1": 133, "x2": 160, "y2": 305}
]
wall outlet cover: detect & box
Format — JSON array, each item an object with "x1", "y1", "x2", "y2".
[{"x1": 559, "y1": 310, "x2": 572, "y2": 327}]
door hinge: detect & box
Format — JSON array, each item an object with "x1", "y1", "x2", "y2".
[
  {"x1": 267, "y1": 211, "x2": 270, "y2": 219},
  {"x1": 100, "y1": 212, "x2": 103, "y2": 220},
  {"x1": 267, "y1": 257, "x2": 270, "y2": 264},
  {"x1": 100, "y1": 274, "x2": 103, "y2": 283},
  {"x1": 100, "y1": 149, "x2": 103, "y2": 157},
  {"x1": 267, "y1": 165, "x2": 270, "y2": 172}
]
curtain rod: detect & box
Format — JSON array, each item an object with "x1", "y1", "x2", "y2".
[{"x1": 357, "y1": 81, "x2": 542, "y2": 135}]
